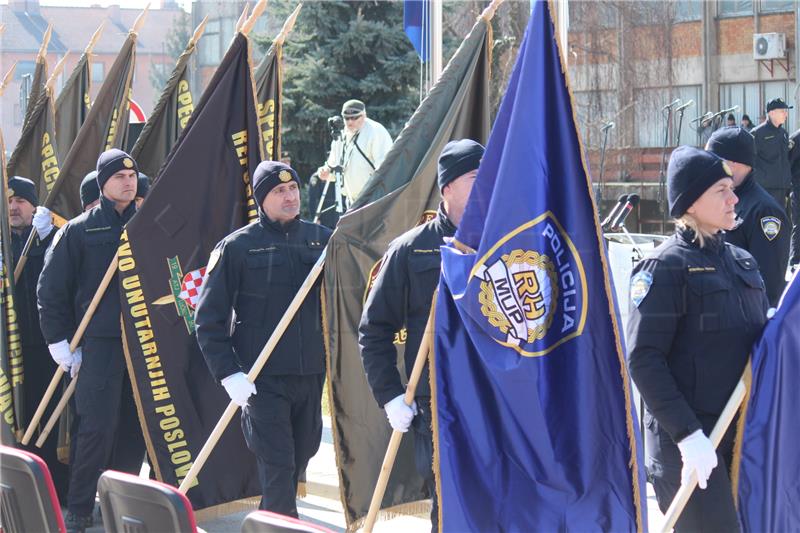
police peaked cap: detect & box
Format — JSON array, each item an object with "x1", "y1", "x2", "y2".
[
  {"x1": 437, "y1": 139, "x2": 485, "y2": 190},
  {"x1": 252, "y1": 160, "x2": 300, "y2": 206},
  {"x1": 80, "y1": 171, "x2": 101, "y2": 209},
  {"x1": 667, "y1": 146, "x2": 732, "y2": 218},
  {"x1": 766, "y1": 97, "x2": 792, "y2": 112},
  {"x1": 7, "y1": 176, "x2": 37, "y2": 207},
  {"x1": 705, "y1": 126, "x2": 755, "y2": 168},
  {"x1": 96, "y1": 149, "x2": 138, "y2": 191},
  {"x1": 137, "y1": 174, "x2": 150, "y2": 198}
]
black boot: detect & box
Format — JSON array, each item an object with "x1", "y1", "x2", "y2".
[{"x1": 64, "y1": 511, "x2": 93, "y2": 533}]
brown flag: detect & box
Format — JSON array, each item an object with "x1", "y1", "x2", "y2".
[{"x1": 323, "y1": 16, "x2": 493, "y2": 528}]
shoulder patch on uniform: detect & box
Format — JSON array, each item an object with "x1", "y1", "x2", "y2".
[
  {"x1": 630, "y1": 271, "x2": 653, "y2": 308},
  {"x1": 206, "y1": 248, "x2": 222, "y2": 274},
  {"x1": 51, "y1": 227, "x2": 65, "y2": 249},
  {"x1": 761, "y1": 216, "x2": 781, "y2": 241}
]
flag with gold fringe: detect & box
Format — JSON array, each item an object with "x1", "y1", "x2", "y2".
[{"x1": 432, "y1": 1, "x2": 646, "y2": 529}]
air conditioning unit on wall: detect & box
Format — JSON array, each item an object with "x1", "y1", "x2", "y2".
[{"x1": 754, "y1": 33, "x2": 786, "y2": 60}]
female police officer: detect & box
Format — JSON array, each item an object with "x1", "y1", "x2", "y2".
[{"x1": 627, "y1": 146, "x2": 769, "y2": 531}]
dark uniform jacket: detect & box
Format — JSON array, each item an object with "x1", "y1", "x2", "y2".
[
  {"x1": 359, "y1": 204, "x2": 455, "y2": 408},
  {"x1": 38, "y1": 196, "x2": 135, "y2": 344},
  {"x1": 12, "y1": 226, "x2": 53, "y2": 347},
  {"x1": 725, "y1": 173, "x2": 789, "y2": 306},
  {"x1": 752, "y1": 119, "x2": 791, "y2": 190},
  {"x1": 789, "y1": 129, "x2": 800, "y2": 182},
  {"x1": 195, "y1": 213, "x2": 331, "y2": 383},
  {"x1": 626, "y1": 229, "x2": 768, "y2": 443}
]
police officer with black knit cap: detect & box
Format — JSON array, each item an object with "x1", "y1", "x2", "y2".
[
  {"x1": 134, "y1": 174, "x2": 150, "y2": 209},
  {"x1": 627, "y1": 146, "x2": 768, "y2": 532},
  {"x1": 195, "y1": 161, "x2": 331, "y2": 517},
  {"x1": 80, "y1": 171, "x2": 101, "y2": 211},
  {"x1": 706, "y1": 126, "x2": 790, "y2": 305},
  {"x1": 6, "y1": 176, "x2": 68, "y2": 498},
  {"x1": 359, "y1": 139, "x2": 484, "y2": 532},
  {"x1": 38, "y1": 148, "x2": 145, "y2": 532}
]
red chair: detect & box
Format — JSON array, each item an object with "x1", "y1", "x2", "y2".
[
  {"x1": 97, "y1": 470, "x2": 198, "y2": 533},
  {"x1": 0, "y1": 445, "x2": 66, "y2": 533},
  {"x1": 240, "y1": 510, "x2": 335, "y2": 533}
]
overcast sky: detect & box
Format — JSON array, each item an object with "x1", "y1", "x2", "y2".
[{"x1": 4, "y1": 0, "x2": 191, "y2": 9}]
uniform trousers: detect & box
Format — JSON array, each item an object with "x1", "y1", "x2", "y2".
[
  {"x1": 791, "y1": 183, "x2": 800, "y2": 264},
  {"x1": 646, "y1": 414, "x2": 740, "y2": 532},
  {"x1": 68, "y1": 337, "x2": 144, "y2": 516},
  {"x1": 241, "y1": 373, "x2": 324, "y2": 517}
]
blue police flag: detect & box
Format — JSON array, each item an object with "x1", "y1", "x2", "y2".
[
  {"x1": 432, "y1": 1, "x2": 647, "y2": 530},
  {"x1": 403, "y1": 0, "x2": 429, "y2": 61},
  {"x1": 733, "y1": 273, "x2": 800, "y2": 532}
]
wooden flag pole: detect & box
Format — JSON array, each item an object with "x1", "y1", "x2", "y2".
[
  {"x1": 131, "y1": 3, "x2": 150, "y2": 35},
  {"x1": 0, "y1": 62, "x2": 17, "y2": 97},
  {"x1": 235, "y1": 3, "x2": 250, "y2": 33},
  {"x1": 363, "y1": 297, "x2": 436, "y2": 533},
  {"x1": 46, "y1": 53, "x2": 70, "y2": 93},
  {"x1": 273, "y1": 3, "x2": 303, "y2": 47},
  {"x1": 189, "y1": 15, "x2": 210, "y2": 49},
  {"x1": 37, "y1": 24, "x2": 53, "y2": 62},
  {"x1": 85, "y1": 22, "x2": 106, "y2": 55},
  {"x1": 178, "y1": 250, "x2": 324, "y2": 493},
  {"x1": 241, "y1": 0, "x2": 268, "y2": 36},
  {"x1": 479, "y1": 0, "x2": 505, "y2": 22},
  {"x1": 22, "y1": 254, "x2": 119, "y2": 445},
  {"x1": 660, "y1": 378, "x2": 747, "y2": 532}
]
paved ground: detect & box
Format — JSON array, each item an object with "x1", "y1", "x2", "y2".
[{"x1": 79, "y1": 416, "x2": 667, "y2": 532}]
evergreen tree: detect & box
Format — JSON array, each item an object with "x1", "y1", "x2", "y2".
[{"x1": 254, "y1": 1, "x2": 419, "y2": 181}]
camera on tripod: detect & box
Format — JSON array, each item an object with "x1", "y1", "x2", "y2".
[{"x1": 327, "y1": 116, "x2": 344, "y2": 141}]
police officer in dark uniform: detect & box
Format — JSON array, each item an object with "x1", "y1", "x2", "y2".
[
  {"x1": 38, "y1": 149, "x2": 146, "y2": 532},
  {"x1": 195, "y1": 161, "x2": 331, "y2": 518},
  {"x1": 7, "y1": 177, "x2": 69, "y2": 499},
  {"x1": 359, "y1": 139, "x2": 484, "y2": 532},
  {"x1": 705, "y1": 127, "x2": 790, "y2": 305},
  {"x1": 752, "y1": 98, "x2": 792, "y2": 208},
  {"x1": 627, "y1": 146, "x2": 768, "y2": 532},
  {"x1": 80, "y1": 171, "x2": 100, "y2": 212}
]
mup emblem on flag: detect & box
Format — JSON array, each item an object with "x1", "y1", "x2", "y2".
[{"x1": 473, "y1": 212, "x2": 586, "y2": 355}]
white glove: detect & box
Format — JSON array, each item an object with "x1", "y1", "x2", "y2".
[
  {"x1": 767, "y1": 307, "x2": 777, "y2": 319},
  {"x1": 677, "y1": 429, "x2": 718, "y2": 489},
  {"x1": 48, "y1": 340, "x2": 74, "y2": 374},
  {"x1": 70, "y1": 347, "x2": 82, "y2": 378},
  {"x1": 221, "y1": 372, "x2": 256, "y2": 407},
  {"x1": 383, "y1": 394, "x2": 417, "y2": 433},
  {"x1": 32, "y1": 206, "x2": 54, "y2": 240}
]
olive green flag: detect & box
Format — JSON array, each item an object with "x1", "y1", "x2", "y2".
[
  {"x1": 323, "y1": 17, "x2": 492, "y2": 528},
  {"x1": 7, "y1": 87, "x2": 60, "y2": 205},
  {"x1": 54, "y1": 52, "x2": 91, "y2": 165},
  {"x1": 131, "y1": 21, "x2": 204, "y2": 179},
  {"x1": 254, "y1": 43, "x2": 281, "y2": 161},
  {"x1": 46, "y1": 32, "x2": 137, "y2": 219},
  {"x1": 0, "y1": 130, "x2": 24, "y2": 444}
]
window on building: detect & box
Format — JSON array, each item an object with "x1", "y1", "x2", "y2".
[
  {"x1": 718, "y1": 0, "x2": 753, "y2": 17},
  {"x1": 760, "y1": 0, "x2": 793, "y2": 13},
  {"x1": 673, "y1": 86, "x2": 703, "y2": 146},
  {"x1": 674, "y1": 0, "x2": 703, "y2": 22},
  {"x1": 14, "y1": 60, "x2": 36, "y2": 80},
  {"x1": 199, "y1": 19, "x2": 221, "y2": 66},
  {"x1": 91, "y1": 62, "x2": 104, "y2": 83},
  {"x1": 634, "y1": 87, "x2": 702, "y2": 147},
  {"x1": 569, "y1": 1, "x2": 616, "y2": 30},
  {"x1": 573, "y1": 90, "x2": 618, "y2": 150},
  {"x1": 720, "y1": 81, "x2": 796, "y2": 132}
]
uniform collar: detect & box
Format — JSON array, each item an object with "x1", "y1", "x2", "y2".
[
  {"x1": 100, "y1": 195, "x2": 136, "y2": 224},
  {"x1": 259, "y1": 210, "x2": 300, "y2": 233},
  {"x1": 437, "y1": 203, "x2": 457, "y2": 235},
  {"x1": 677, "y1": 226, "x2": 725, "y2": 254},
  {"x1": 735, "y1": 171, "x2": 756, "y2": 195}
]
